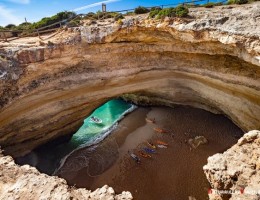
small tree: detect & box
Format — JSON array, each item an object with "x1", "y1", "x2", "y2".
[
  {"x1": 157, "y1": 8, "x2": 176, "y2": 19},
  {"x1": 149, "y1": 7, "x2": 162, "y2": 18},
  {"x1": 175, "y1": 5, "x2": 189, "y2": 17},
  {"x1": 134, "y1": 6, "x2": 150, "y2": 14},
  {"x1": 149, "y1": 9, "x2": 160, "y2": 18},
  {"x1": 5, "y1": 24, "x2": 16, "y2": 29}
]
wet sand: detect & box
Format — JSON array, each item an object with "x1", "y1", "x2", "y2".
[{"x1": 58, "y1": 106, "x2": 243, "y2": 200}]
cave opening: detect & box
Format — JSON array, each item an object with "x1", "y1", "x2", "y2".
[{"x1": 15, "y1": 97, "x2": 243, "y2": 200}]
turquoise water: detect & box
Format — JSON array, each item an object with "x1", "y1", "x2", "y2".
[
  {"x1": 53, "y1": 99, "x2": 136, "y2": 173},
  {"x1": 69, "y1": 99, "x2": 136, "y2": 149},
  {"x1": 16, "y1": 98, "x2": 136, "y2": 175}
]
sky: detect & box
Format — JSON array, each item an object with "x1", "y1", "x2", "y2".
[{"x1": 0, "y1": 0, "x2": 210, "y2": 26}]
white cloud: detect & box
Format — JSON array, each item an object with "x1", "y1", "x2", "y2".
[
  {"x1": 0, "y1": 5, "x2": 21, "y2": 26},
  {"x1": 6, "y1": 0, "x2": 30, "y2": 4},
  {"x1": 73, "y1": 0, "x2": 120, "y2": 12}
]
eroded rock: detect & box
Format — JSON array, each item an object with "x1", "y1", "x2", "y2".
[
  {"x1": 0, "y1": 150, "x2": 133, "y2": 200},
  {"x1": 203, "y1": 130, "x2": 260, "y2": 200},
  {"x1": 188, "y1": 136, "x2": 208, "y2": 149},
  {"x1": 0, "y1": 3, "x2": 259, "y2": 156}
]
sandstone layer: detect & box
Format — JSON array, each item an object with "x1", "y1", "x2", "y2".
[
  {"x1": 0, "y1": 148, "x2": 133, "y2": 200},
  {"x1": 0, "y1": 3, "x2": 259, "y2": 157},
  {"x1": 204, "y1": 130, "x2": 260, "y2": 200}
]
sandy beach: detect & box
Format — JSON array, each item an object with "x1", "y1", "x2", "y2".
[{"x1": 58, "y1": 105, "x2": 243, "y2": 200}]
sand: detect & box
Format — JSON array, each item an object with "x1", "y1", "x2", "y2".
[{"x1": 57, "y1": 106, "x2": 243, "y2": 200}]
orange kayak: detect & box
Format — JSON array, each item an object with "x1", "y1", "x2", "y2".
[
  {"x1": 153, "y1": 127, "x2": 168, "y2": 133},
  {"x1": 146, "y1": 141, "x2": 156, "y2": 149},
  {"x1": 138, "y1": 150, "x2": 152, "y2": 158},
  {"x1": 156, "y1": 140, "x2": 169, "y2": 146},
  {"x1": 146, "y1": 118, "x2": 155, "y2": 123}
]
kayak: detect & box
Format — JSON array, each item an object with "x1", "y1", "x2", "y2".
[
  {"x1": 145, "y1": 118, "x2": 155, "y2": 123},
  {"x1": 153, "y1": 127, "x2": 168, "y2": 133},
  {"x1": 138, "y1": 150, "x2": 152, "y2": 158},
  {"x1": 143, "y1": 147, "x2": 156, "y2": 154},
  {"x1": 156, "y1": 140, "x2": 169, "y2": 146},
  {"x1": 129, "y1": 152, "x2": 141, "y2": 163},
  {"x1": 90, "y1": 116, "x2": 102, "y2": 124},
  {"x1": 157, "y1": 144, "x2": 167, "y2": 149},
  {"x1": 146, "y1": 141, "x2": 156, "y2": 149}
]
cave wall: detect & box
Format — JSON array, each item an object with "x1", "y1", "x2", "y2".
[{"x1": 0, "y1": 26, "x2": 259, "y2": 157}]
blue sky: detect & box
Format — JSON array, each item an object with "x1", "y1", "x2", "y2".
[{"x1": 0, "y1": 0, "x2": 210, "y2": 26}]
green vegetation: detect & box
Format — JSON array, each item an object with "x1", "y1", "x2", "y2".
[
  {"x1": 227, "y1": 0, "x2": 248, "y2": 4},
  {"x1": 125, "y1": 11, "x2": 135, "y2": 16},
  {"x1": 149, "y1": 9, "x2": 160, "y2": 18},
  {"x1": 201, "y1": 2, "x2": 223, "y2": 7},
  {"x1": 114, "y1": 13, "x2": 124, "y2": 21},
  {"x1": 184, "y1": 3, "x2": 199, "y2": 8},
  {"x1": 149, "y1": 7, "x2": 162, "y2": 18},
  {"x1": 203, "y1": 2, "x2": 216, "y2": 8},
  {"x1": 83, "y1": 11, "x2": 120, "y2": 20},
  {"x1": 134, "y1": 6, "x2": 150, "y2": 14},
  {"x1": 175, "y1": 5, "x2": 189, "y2": 17},
  {"x1": 149, "y1": 5, "x2": 189, "y2": 19},
  {"x1": 150, "y1": 6, "x2": 162, "y2": 11},
  {"x1": 157, "y1": 8, "x2": 176, "y2": 18},
  {"x1": 5, "y1": 24, "x2": 16, "y2": 29},
  {"x1": 0, "y1": 11, "x2": 76, "y2": 33},
  {"x1": 32, "y1": 11, "x2": 76, "y2": 30}
]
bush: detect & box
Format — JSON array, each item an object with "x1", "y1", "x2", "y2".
[
  {"x1": 150, "y1": 6, "x2": 162, "y2": 11},
  {"x1": 175, "y1": 5, "x2": 189, "y2": 17},
  {"x1": 134, "y1": 6, "x2": 150, "y2": 14},
  {"x1": 214, "y1": 2, "x2": 223, "y2": 6},
  {"x1": 149, "y1": 6, "x2": 162, "y2": 18},
  {"x1": 114, "y1": 13, "x2": 124, "y2": 21},
  {"x1": 149, "y1": 9, "x2": 160, "y2": 18},
  {"x1": 157, "y1": 8, "x2": 176, "y2": 19},
  {"x1": 203, "y1": 2, "x2": 215, "y2": 8},
  {"x1": 31, "y1": 11, "x2": 77, "y2": 30},
  {"x1": 185, "y1": 3, "x2": 197, "y2": 8},
  {"x1": 5, "y1": 24, "x2": 16, "y2": 29},
  {"x1": 236, "y1": 0, "x2": 248, "y2": 4},
  {"x1": 84, "y1": 12, "x2": 95, "y2": 19},
  {"x1": 67, "y1": 20, "x2": 80, "y2": 27},
  {"x1": 125, "y1": 11, "x2": 135, "y2": 16},
  {"x1": 228, "y1": 0, "x2": 248, "y2": 4}
]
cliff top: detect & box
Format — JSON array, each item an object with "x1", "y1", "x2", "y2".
[{"x1": 0, "y1": 2, "x2": 259, "y2": 48}]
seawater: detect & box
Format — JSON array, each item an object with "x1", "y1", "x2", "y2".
[
  {"x1": 70, "y1": 99, "x2": 136, "y2": 149},
  {"x1": 16, "y1": 99, "x2": 136, "y2": 175},
  {"x1": 54, "y1": 99, "x2": 136, "y2": 173}
]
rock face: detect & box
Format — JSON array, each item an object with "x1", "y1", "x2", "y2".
[
  {"x1": 0, "y1": 3, "x2": 259, "y2": 157},
  {"x1": 203, "y1": 130, "x2": 260, "y2": 200},
  {"x1": 188, "y1": 135, "x2": 208, "y2": 149},
  {"x1": 0, "y1": 3, "x2": 259, "y2": 200},
  {"x1": 0, "y1": 148, "x2": 133, "y2": 200}
]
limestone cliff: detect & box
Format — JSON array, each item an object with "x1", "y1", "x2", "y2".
[
  {"x1": 0, "y1": 3, "x2": 259, "y2": 200},
  {"x1": 204, "y1": 130, "x2": 260, "y2": 200},
  {"x1": 0, "y1": 148, "x2": 132, "y2": 200},
  {"x1": 0, "y1": 3, "x2": 259, "y2": 157}
]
